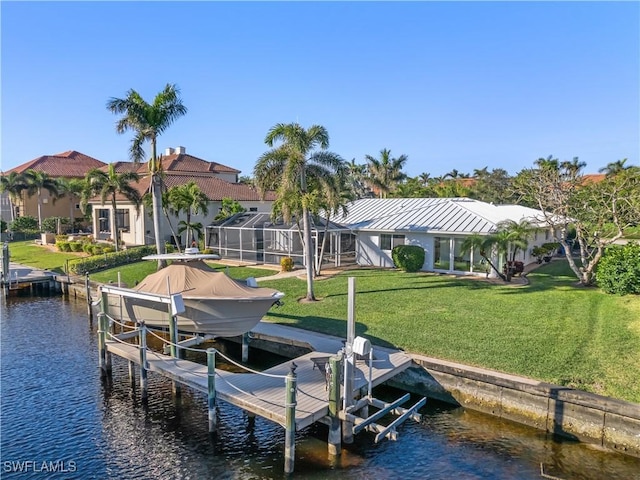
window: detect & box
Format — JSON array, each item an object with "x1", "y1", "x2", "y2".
[
  {"x1": 433, "y1": 237, "x2": 450, "y2": 269},
  {"x1": 249, "y1": 207, "x2": 258, "y2": 212},
  {"x1": 380, "y1": 234, "x2": 405, "y2": 250},
  {"x1": 115, "y1": 209, "x2": 130, "y2": 232}
]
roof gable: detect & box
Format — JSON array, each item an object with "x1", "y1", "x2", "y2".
[{"x1": 7, "y1": 150, "x2": 106, "y2": 178}]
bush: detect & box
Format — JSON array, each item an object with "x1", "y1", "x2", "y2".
[
  {"x1": 92, "y1": 245, "x2": 104, "y2": 255},
  {"x1": 41, "y1": 217, "x2": 69, "y2": 234},
  {"x1": 392, "y1": 245, "x2": 425, "y2": 272},
  {"x1": 280, "y1": 256, "x2": 294, "y2": 272},
  {"x1": 68, "y1": 245, "x2": 157, "y2": 275},
  {"x1": 10, "y1": 216, "x2": 39, "y2": 233},
  {"x1": 56, "y1": 241, "x2": 71, "y2": 252},
  {"x1": 597, "y1": 243, "x2": 640, "y2": 295},
  {"x1": 165, "y1": 243, "x2": 175, "y2": 254},
  {"x1": 69, "y1": 242, "x2": 84, "y2": 252},
  {"x1": 102, "y1": 246, "x2": 115, "y2": 254},
  {"x1": 83, "y1": 243, "x2": 93, "y2": 254}
]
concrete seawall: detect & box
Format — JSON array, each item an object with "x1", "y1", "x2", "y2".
[{"x1": 387, "y1": 354, "x2": 640, "y2": 458}]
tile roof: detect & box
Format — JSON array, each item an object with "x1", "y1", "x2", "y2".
[
  {"x1": 122, "y1": 153, "x2": 241, "y2": 175},
  {"x1": 107, "y1": 174, "x2": 275, "y2": 203},
  {"x1": 331, "y1": 198, "x2": 546, "y2": 234},
  {"x1": 7, "y1": 150, "x2": 106, "y2": 177}
]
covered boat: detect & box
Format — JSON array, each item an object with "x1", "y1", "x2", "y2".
[{"x1": 108, "y1": 260, "x2": 284, "y2": 337}]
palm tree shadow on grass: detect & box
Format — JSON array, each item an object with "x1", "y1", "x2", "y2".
[{"x1": 264, "y1": 312, "x2": 397, "y2": 350}]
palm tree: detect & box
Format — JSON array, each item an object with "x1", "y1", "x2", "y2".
[
  {"x1": 55, "y1": 178, "x2": 86, "y2": 233},
  {"x1": 599, "y1": 159, "x2": 630, "y2": 176},
  {"x1": 460, "y1": 234, "x2": 506, "y2": 281},
  {"x1": 365, "y1": 149, "x2": 408, "y2": 198},
  {"x1": 84, "y1": 164, "x2": 141, "y2": 252},
  {"x1": 23, "y1": 170, "x2": 59, "y2": 230},
  {"x1": 346, "y1": 158, "x2": 370, "y2": 198},
  {"x1": 168, "y1": 182, "x2": 209, "y2": 246},
  {"x1": 418, "y1": 172, "x2": 431, "y2": 186},
  {"x1": 497, "y1": 219, "x2": 535, "y2": 263},
  {"x1": 107, "y1": 83, "x2": 187, "y2": 268},
  {"x1": 0, "y1": 171, "x2": 27, "y2": 222},
  {"x1": 254, "y1": 123, "x2": 345, "y2": 301}
]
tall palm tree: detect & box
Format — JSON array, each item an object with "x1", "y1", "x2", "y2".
[
  {"x1": 107, "y1": 83, "x2": 187, "y2": 268},
  {"x1": 0, "y1": 171, "x2": 27, "y2": 222},
  {"x1": 23, "y1": 170, "x2": 59, "y2": 230},
  {"x1": 55, "y1": 177, "x2": 86, "y2": 233},
  {"x1": 497, "y1": 219, "x2": 535, "y2": 263},
  {"x1": 365, "y1": 149, "x2": 408, "y2": 198},
  {"x1": 254, "y1": 123, "x2": 345, "y2": 301},
  {"x1": 168, "y1": 182, "x2": 209, "y2": 246},
  {"x1": 418, "y1": 172, "x2": 431, "y2": 186},
  {"x1": 84, "y1": 164, "x2": 141, "y2": 252},
  {"x1": 346, "y1": 158, "x2": 370, "y2": 199}
]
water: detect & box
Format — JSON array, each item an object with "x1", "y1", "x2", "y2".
[{"x1": 1, "y1": 295, "x2": 639, "y2": 479}]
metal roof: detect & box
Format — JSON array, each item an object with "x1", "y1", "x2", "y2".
[{"x1": 331, "y1": 198, "x2": 546, "y2": 234}]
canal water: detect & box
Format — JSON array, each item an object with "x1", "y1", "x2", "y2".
[{"x1": 1, "y1": 295, "x2": 639, "y2": 479}]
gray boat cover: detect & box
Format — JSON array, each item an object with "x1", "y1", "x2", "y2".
[{"x1": 134, "y1": 261, "x2": 283, "y2": 299}]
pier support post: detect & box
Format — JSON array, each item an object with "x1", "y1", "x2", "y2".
[
  {"x1": 168, "y1": 310, "x2": 181, "y2": 396},
  {"x1": 284, "y1": 363, "x2": 298, "y2": 474},
  {"x1": 139, "y1": 322, "x2": 148, "y2": 402},
  {"x1": 342, "y1": 277, "x2": 356, "y2": 444},
  {"x1": 86, "y1": 273, "x2": 93, "y2": 320},
  {"x1": 98, "y1": 290, "x2": 109, "y2": 377},
  {"x1": 128, "y1": 360, "x2": 136, "y2": 388},
  {"x1": 207, "y1": 348, "x2": 217, "y2": 433},
  {"x1": 242, "y1": 332, "x2": 249, "y2": 363},
  {"x1": 328, "y1": 352, "x2": 343, "y2": 456}
]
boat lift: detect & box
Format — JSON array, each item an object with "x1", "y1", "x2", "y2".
[{"x1": 329, "y1": 277, "x2": 426, "y2": 447}]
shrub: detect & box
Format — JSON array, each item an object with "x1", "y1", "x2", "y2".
[
  {"x1": 83, "y1": 243, "x2": 93, "y2": 254},
  {"x1": 68, "y1": 245, "x2": 157, "y2": 275},
  {"x1": 102, "y1": 246, "x2": 115, "y2": 254},
  {"x1": 391, "y1": 245, "x2": 425, "y2": 272},
  {"x1": 165, "y1": 243, "x2": 175, "y2": 254},
  {"x1": 10, "y1": 216, "x2": 39, "y2": 233},
  {"x1": 596, "y1": 242, "x2": 640, "y2": 295},
  {"x1": 69, "y1": 242, "x2": 84, "y2": 252},
  {"x1": 41, "y1": 216, "x2": 69, "y2": 234},
  {"x1": 280, "y1": 256, "x2": 294, "y2": 272},
  {"x1": 92, "y1": 245, "x2": 104, "y2": 255},
  {"x1": 56, "y1": 241, "x2": 71, "y2": 252}
]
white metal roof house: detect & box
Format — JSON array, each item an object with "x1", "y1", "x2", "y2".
[{"x1": 330, "y1": 198, "x2": 551, "y2": 275}]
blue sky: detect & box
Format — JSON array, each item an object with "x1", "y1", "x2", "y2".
[{"x1": 1, "y1": 1, "x2": 638, "y2": 178}]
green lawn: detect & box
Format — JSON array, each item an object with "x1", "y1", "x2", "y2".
[
  {"x1": 90, "y1": 261, "x2": 275, "y2": 286},
  {"x1": 259, "y1": 262, "x2": 640, "y2": 403},
  {"x1": 6, "y1": 240, "x2": 639, "y2": 403},
  {"x1": 4, "y1": 240, "x2": 84, "y2": 273}
]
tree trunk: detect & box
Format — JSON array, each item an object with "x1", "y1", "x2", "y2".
[
  {"x1": 36, "y1": 188, "x2": 43, "y2": 230},
  {"x1": 302, "y1": 206, "x2": 316, "y2": 301},
  {"x1": 111, "y1": 195, "x2": 119, "y2": 252},
  {"x1": 151, "y1": 173, "x2": 166, "y2": 269}
]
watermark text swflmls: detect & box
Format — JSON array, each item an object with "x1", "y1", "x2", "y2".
[{"x1": 3, "y1": 460, "x2": 77, "y2": 474}]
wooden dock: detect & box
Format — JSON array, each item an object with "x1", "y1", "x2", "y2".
[{"x1": 106, "y1": 323, "x2": 413, "y2": 430}]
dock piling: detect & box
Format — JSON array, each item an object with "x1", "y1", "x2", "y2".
[
  {"x1": 139, "y1": 322, "x2": 148, "y2": 402},
  {"x1": 86, "y1": 273, "x2": 93, "y2": 320},
  {"x1": 284, "y1": 362, "x2": 298, "y2": 474},
  {"x1": 207, "y1": 348, "x2": 217, "y2": 433},
  {"x1": 242, "y1": 332, "x2": 249, "y2": 362},
  {"x1": 98, "y1": 290, "x2": 109, "y2": 377},
  {"x1": 328, "y1": 352, "x2": 343, "y2": 456}
]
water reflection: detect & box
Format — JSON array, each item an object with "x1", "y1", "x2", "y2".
[{"x1": 1, "y1": 295, "x2": 639, "y2": 479}]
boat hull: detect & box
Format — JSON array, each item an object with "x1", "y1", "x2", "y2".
[{"x1": 107, "y1": 294, "x2": 283, "y2": 337}]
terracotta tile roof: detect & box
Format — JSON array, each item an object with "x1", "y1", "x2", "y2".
[
  {"x1": 7, "y1": 150, "x2": 106, "y2": 178},
  {"x1": 107, "y1": 174, "x2": 275, "y2": 203},
  {"x1": 98, "y1": 161, "x2": 140, "y2": 174},
  {"x1": 129, "y1": 153, "x2": 241, "y2": 175},
  {"x1": 581, "y1": 174, "x2": 606, "y2": 184}
]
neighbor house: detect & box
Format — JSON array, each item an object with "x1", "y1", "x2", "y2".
[
  {"x1": 87, "y1": 147, "x2": 276, "y2": 247},
  {"x1": 3, "y1": 150, "x2": 107, "y2": 224}
]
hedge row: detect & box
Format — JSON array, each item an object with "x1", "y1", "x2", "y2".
[{"x1": 69, "y1": 245, "x2": 158, "y2": 275}]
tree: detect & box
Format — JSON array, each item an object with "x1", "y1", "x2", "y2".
[
  {"x1": 168, "y1": 181, "x2": 209, "y2": 245},
  {"x1": 513, "y1": 157, "x2": 640, "y2": 286},
  {"x1": 496, "y1": 219, "x2": 535, "y2": 263},
  {"x1": 365, "y1": 149, "x2": 408, "y2": 198},
  {"x1": 55, "y1": 177, "x2": 86, "y2": 233},
  {"x1": 254, "y1": 123, "x2": 345, "y2": 301},
  {"x1": 23, "y1": 170, "x2": 59, "y2": 230},
  {"x1": 460, "y1": 234, "x2": 506, "y2": 281},
  {"x1": 345, "y1": 158, "x2": 371, "y2": 199},
  {"x1": 0, "y1": 171, "x2": 27, "y2": 222},
  {"x1": 107, "y1": 83, "x2": 187, "y2": 268},
  {"x1": 84, "y1": 164, "x2": 141, "y2": 252},
  {"x1": 215, "y1": 197, "x2": 246, "y2": 221},
  {"x1": 599, "y1": 158, "x2": 631, "y2": 176}
]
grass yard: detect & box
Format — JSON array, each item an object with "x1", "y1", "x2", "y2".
[
  {"x1": 4, "y1": 240, "x2": 83, "y2": 273},
  {"x1": 90, "y1": 261, "x2": 275, "y2": 286},
  {"x1": 259, "y1": 262, "x2": 640, "y2": 403}
]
